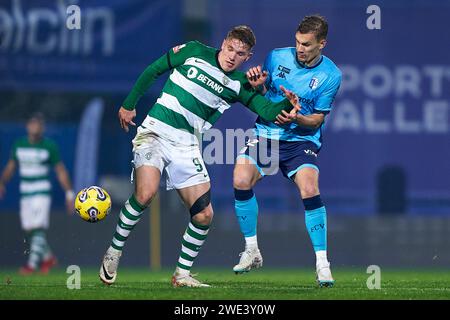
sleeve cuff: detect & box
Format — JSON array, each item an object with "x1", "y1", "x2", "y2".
[
  {"x1": 122, "y1": 102, "x2": 135, "y2": 111},
  {"x1": 66, "y1": 190, "x2": 75, "y2": 201},
  {"x1": 313, "y1": 109, "x2": 330, "y2": 115}
]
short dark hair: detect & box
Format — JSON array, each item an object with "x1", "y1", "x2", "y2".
[
  {"x1": 226, "y1": 25, "x2": 256, "y2": 50},
  {"x1": 28, "y1": 112, "x2": 45, "y2": 124},
  {"x1": 297, "y1": 15, "x2": 328, "y2": 41}
]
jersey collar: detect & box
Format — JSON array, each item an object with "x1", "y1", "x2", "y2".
[{"x1": 295, "y1": 54, "x2": 323, "y2": 69}]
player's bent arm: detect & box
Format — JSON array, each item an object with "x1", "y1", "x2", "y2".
[
  {"x1": 240, "y1": 83, "x2": 299, "y2": 122},
  {"x1": 245, "y1": 94, "x2": 295, "y2": 122},
  {"x1": 0, "y1": 159, "x2": 16, "y2": 197},
  {"x1": 122, "y1": 41, "x2": 201, "y2": 110},
  {"x1": 295, "y1": 113, "x2": 325, "y2": 129},
  {"x1": 122, "y1": 54, "x2": 172, "y2": 110}
]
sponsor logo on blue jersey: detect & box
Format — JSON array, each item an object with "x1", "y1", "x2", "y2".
[{"x1": 275, "y1": 65, "x2": 291, "y2": 79}]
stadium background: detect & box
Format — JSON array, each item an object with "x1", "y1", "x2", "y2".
[{"x1": 1, "y1": 0, "x2": 449, "y2": 271}]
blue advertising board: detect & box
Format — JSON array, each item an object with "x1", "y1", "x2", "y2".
[{"x1": 0, "y1": 0, "x2": 182, "y2": 94}]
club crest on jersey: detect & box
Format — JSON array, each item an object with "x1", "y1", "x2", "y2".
[
  {"x1": 172, "y1": 44, "x2": 186, "y2": 54},
  {"x1": 222, "y1": 76, "x2": 230, "y2": 86},
  {"x1": 309, "y1": 77, "x2": 319, "y2": 90}
]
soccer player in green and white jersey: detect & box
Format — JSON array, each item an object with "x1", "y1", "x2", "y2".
[
  {"x1": 99, "y1": 25, "x2": 301, "y2": 287},
  {"x1": 0, "y1": 113, "x2": 74, "y2": 275}
]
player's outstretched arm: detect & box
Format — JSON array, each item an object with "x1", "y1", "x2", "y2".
[
  {"x1": 121, "y1": 41, "x2": 200, "y2": 116},
  {"x1": 121, "y1": 54, "x2": 170, "y2": 111},
  {"x1": 118, "y1": 54, "x2": 169, "y2": 132},
  {"x1": 241, "y1": 85, "x2": 301, "y2": 122},
  {"x1": 0, "y1": 159, "x2": 16, "y2": 199}
]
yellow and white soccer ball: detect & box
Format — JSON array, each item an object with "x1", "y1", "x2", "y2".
[{"x1": 74, "y1": 186, "x2": 111, "y2": 223}]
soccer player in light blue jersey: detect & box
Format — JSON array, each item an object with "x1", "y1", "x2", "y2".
[{"x1": 232, "y1": 15, "x2": 342, "y2": 287}]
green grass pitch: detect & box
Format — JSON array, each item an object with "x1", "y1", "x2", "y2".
[{"x1": 1, "y1": 267, "x2": 449, "y2": 300}]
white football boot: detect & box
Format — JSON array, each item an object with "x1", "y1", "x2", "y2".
[
  {"x1": 99, "y1": 247, "x2": 122, "y2": 285},
  {"x1": 316, "y1": 260, "x2": 335, "y2": 287},
  {"x1": 233, "y1": 248, "x2": 263, "y2": 274},
  {"x1": 171, "y1": 271, "x2": 210, "y2": 288}
]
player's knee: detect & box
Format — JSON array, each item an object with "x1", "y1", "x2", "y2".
[
  {"x1": 189, "y1": 189, "x2": 212, "y2": 225},
  {"x1": 192, "y1": 206, "x2": 214, "y2": 225},
  {"x1": 134, "y1": 189, "x2": 156, "y2": 207},
  {"x1": 233, "y1": 173, "x2": 254, "y2": 190},
  {"x1": 300, "y1": 185, "x2": 319, "y2": 199}
]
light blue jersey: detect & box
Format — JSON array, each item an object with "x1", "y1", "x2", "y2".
[{"x1": 254, "y1": 48, "x2": 342, "y2": 148}]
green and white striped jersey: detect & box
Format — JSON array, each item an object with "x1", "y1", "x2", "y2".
[
  {"x1": 11, "y1": 137, "x2": 60, "y2": 197},
  {"x1": 123, "y1": 41, "x2": 293, "y2": 144}
]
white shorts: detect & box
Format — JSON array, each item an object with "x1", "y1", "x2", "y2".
[
  {"x1": 20, "y1": 194, "x2": 51, "y2": 231},
  {"x1": 132, "y1": 125, "x2": 210, "y2": 190}
]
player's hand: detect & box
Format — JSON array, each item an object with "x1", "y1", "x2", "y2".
[
  {"x1": 276, "y1": 103, "x2": 301, "y2": 125},
  {"x1": 118, "y1": 107, "x2": 136, "y2": 133},
  {"x1": 277, "y1": 85, "x2": 301, "y2": 125},
  {"x1": 246, "y1": 65, "x2": 268, "y2": 89},
  {"x1": 275, "y1": 110, "x2": 298, "y2": 125}
]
